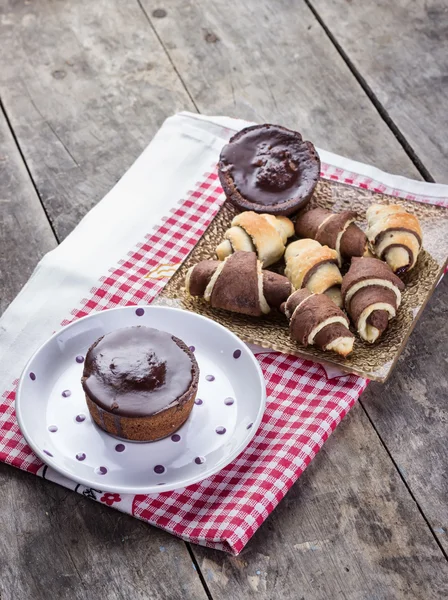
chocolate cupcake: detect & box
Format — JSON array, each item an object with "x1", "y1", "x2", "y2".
[
  {"x1": 81, "y1": 326, "x2": 199, "y2": 442},
  {"x1": 218, "y1": 124, "x2": 320, "y2": 216}
]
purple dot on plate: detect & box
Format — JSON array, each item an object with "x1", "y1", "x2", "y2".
[
  {"x1": 247, "y1": 422, "x2": 253, "y2": 430},
  {"x1": 62, "y1": 390, "x2": 71, "y2": 398},
  {"x1": 154, "y1": 465, "x2": 165, "y2": 474},
  {"x1": 75, "y1": 414, "x2": 86, "y2": 423},
  {"x1": 135, "y1": 307, "x2": 145, "y2": 316},
  {"x1": 96, "y1": 466, "x2": 108, "y2": 475},
  {"x1": 157, "y1": 482, "x2": 166, "y2": 486},
  {"x1": 76, "y1": 453, "x2": 86, "y2": 461},
  {"x1": 224, "y1": 397, "x2": 234, "y2": 406},
  {"x1": 171, "y1": 434, "x2": 181, "y2": 442},
  {"x1": 205, "y1": 374, "x2": 215, "y2": 382},
  {"x1": 189, "y1": 345, "x2": 195, "y2": 352},
  {"x1": 195, "y1": 398, "x2": 203, "y2": 405},
  {"x1": 48, "y1": 425, "x2": 58, "y2": 433},
  {"x1": 43, "y1": 450, "x2": 53, "y2": 457},
  {"x1": 29, "y1": 372, "x2": 36, "y2": 381},
  {"x1": 233, "y1": 349, "x2": 242, "y2": 359},
  {"x1": 115, "y1": 443, "x2": 125, "y2": 452},
  {"x1": 195, "y1": 456, "x2": 205, "y2": 465},
  {"x1": 216, "y1": 426, "x2": 226, "y2": 435},
  {"x1": 76, "y1": 355, "x2": 84, "y2": 364}
]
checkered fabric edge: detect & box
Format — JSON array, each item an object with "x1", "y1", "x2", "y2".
[
  {"x1": 0, "y1": 172, "x2": 225, "y2": 474},
  {"x1": 1, "y1": 163, "x2": 443, "y2": 554},
  {"x1": 320, "y1": 162, "x2": 448, "y2": 207},
  {"x1": 131, "y1": 357, "x2": 366, "y2": 554}
]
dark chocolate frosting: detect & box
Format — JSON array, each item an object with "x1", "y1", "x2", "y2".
[
  {"x1": 82, "y1": 326, "x2": 195, "y2": 417},
  {"x1": 219, "y1": 124, "x2": 320, "y2": 215}
]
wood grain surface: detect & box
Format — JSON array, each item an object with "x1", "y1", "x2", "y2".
[
  {"x1": 0, "y1": 109, "x2": 56, "y2": 316},
  {"x1": 1, "y1": 0, "x2": 447, "y2": 598},
  {"x1": 309, "y1": 0, "x2": 448, "y2": 183},
  {"x1": 139, "y1": 0, "x2": 421, "y2": 179},
  {"x1": 193, "y1": 404, "x2": 448, "y2": 600},
  {"x1": 0, "y1": 94, "x2": 206, "y2": 600},
  {"x1": 361, "y1": 274, "x2": 448, "y2": 554},
  {"x1": 0, "y1": 0, "x2": 194, "y2": 240},
  {"x1": 0, "y1": 465, "x2": 208, "y2": 600}
]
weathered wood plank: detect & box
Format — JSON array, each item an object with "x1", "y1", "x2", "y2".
[
  {"x1": 140, "y1": 0, "x2": 448, "y2": 573},
  {"x1": 139, "y1": 0, "x2": 421, "y2": 179},
  {"x1": 0, "y1": 108, "x2": 208, "y2": 600},
  {"x1": 361, "y1": 275, "x2": 448, "y2": 553},
  {"x1": 301, "y1": 0, "x2": 448, "y2": 555},
  {"x1": 0, "y1": 109, "x2": 56, "y2": 315},
  {"x1": 192, "y1": 403, "x2": 448, "y2": 599},
  {"x1": 309, "y1": 0, "x2": 448, "y2": 183},
  {"x1": 1, "y1": 1, "x2": 447, "y2": 599},
  {"x1": 0, "y1": 464, "x2": 208, "y2": 600},
  {"x1": 0, "y1": 0, "x2": 195, "y2": 240}
]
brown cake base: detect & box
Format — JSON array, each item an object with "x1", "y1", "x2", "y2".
[
  {"x1": 85, "y1": 392, "x2": 196, "y2": 442},
  {"x1": 82, "y1": 329, "x2": 199, "y2": 442}
]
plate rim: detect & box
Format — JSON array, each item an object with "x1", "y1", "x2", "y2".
[{"x1": 15, "y1": 305, "x2": 267, "y2": 494}]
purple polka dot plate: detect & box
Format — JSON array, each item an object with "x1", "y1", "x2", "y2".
[{"x1": 16, "y1": 306, "x2": 265, "y2": 494}]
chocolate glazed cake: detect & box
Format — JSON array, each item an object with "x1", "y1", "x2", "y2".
[
  {"x1": 218, "y1": 124, "x2": 320, "y2": 216},
  {"x1": 81, "y1": 326, "x2": 199, "y2": 442}
]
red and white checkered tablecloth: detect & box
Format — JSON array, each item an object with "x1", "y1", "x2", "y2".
[{"x1": 2, "y1": 161, "x2": 440, "y2": 554}]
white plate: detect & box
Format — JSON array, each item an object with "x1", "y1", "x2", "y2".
[{"x1": 16, "y1": 306, "x2": 266, "y2": 494}]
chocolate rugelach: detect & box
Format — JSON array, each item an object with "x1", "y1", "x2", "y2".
[
  {"x1": 341, "y1": 257, "x2": 405, "y2": 343},
  {"x1": 215, "y1": 211, "x2": 294, "y2": 267},
  {"x1": 282, "y1": 288, "x2": 354, "y2": 357},
  {"x1": 185, "y1": 251, "x2": 292, "y2": 317},
  {"x1": 284, "y1": 239, "x2": 343, "y2": 307},
  {"x1": 81, "y1": 326, "x2": 199, "y2": 441},
  {"x1": 366, "y1": 204, "x2": 423, "y2": 275},
  {"x1": 218, "y1": 124, "x2": 320, "y2": 216},
  {"x1": 295, "y1": 207, "x2": 369, "y2": 266}
]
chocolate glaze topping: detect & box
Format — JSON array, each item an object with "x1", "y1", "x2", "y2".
[
  {"x1": 82, "y1": 326, "x2": 195, "y2": 417},
  {"x1": 219, "y1": 125, "x2": 320, "y2": 212}
]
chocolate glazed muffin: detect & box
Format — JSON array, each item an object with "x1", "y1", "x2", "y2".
[
  {"x1": 218, "y1": 124, "x2": 320, "y2": 216},
  {"x1": 81, "y1": 326, "x2": 199, "y2": 442}
]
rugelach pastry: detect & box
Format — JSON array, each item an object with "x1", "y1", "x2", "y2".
[
  {"x1": 218, "y1": 124, "x2": 320, "y2": 216},
  {"x1": 81, "y1": 326, "x2": 199, "y2": 442},
  {"x1": 283, "y1": 289, "x2": 354, "y2": 357},
  {"x1": 341, "y1": 257, "x2": 405, "y2": 343},
  {"x1": 295, "y1": 207, "x2": 370, "y2": 266},
  {"x1": 216, "y1": 211, "x2": 294, "y2": 267},
  {"x1": 185, "y1": 251, "x2": 292, "y2": 317},
  {"x1": 284, "y1": 239, "x2": 343, "y2": 307},
  {"x1": 366, "y1": 204, "x2": 422, "y2": 275}
]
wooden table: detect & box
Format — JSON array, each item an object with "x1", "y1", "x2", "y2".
[{"x1": 1, "y1": 1, "x2": 447, "y2": 598}]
